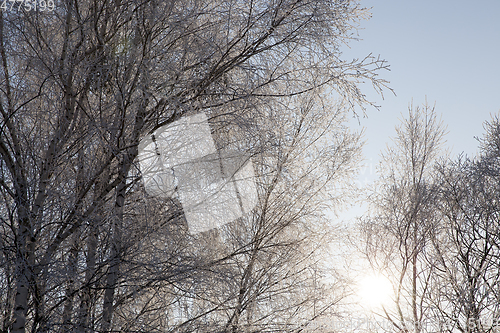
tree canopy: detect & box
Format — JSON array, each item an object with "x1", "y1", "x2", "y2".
[{"x1": 0, "y1": 1, "x2": 388, "y2": 332}]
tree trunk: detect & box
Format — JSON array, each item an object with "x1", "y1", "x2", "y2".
[
  {"x1": 100, "y1": 182, "x2": 125, "y2": 333},
  {"x1": 101, "y1": 146, "x2": 139, "y2": 332},
  {"x1": 62, "y1": 233, "x2": 80, "y2": 332},
  {"x1": 77, "y1": 226, "x2": 97, "y2": 333},
  {"x1": 12, "y1": 214, "x2": 33, "y2": 333}
]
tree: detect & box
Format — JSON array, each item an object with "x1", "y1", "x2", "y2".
[
  {"x1": 133, "y1": 93, "x2": 363, "y2": 333},
  {"x1": 0, "y1": 1, "x2": 388, "y2": 332},
  {"x1": 360, "y1": 103, "x2": 447, "y2": 332},
  {"x1": 428, "y1": 115, "x2": 500, "y2": 333}
]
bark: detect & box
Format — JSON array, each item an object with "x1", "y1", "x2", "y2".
[
  {"x1": 61, "y1": 233, "x2": 80, "y2": 332},
  {"x1": 100, "y1": 182, "x2": 125, "y2": 333},
  {"x1": 12, "y1": 213, "x2": 33, "y2": 333},
  {"x1": 101, "y1": 108, "x2": 145, "y2": 332},
  {"x1": 76, "y1": 223, "x2": 97, "y2": 333}
]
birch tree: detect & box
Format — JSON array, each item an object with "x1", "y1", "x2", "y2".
[
  {"x1": 429, "y1": 115, "x2": 500, "y2": 333},
  {"x1": 163, "y1": 93, "x2": 361, "y2": 333},
  {"x1": 360, "y1": 103, "x2": 447, "y2": 332},
  {"x1": 0, "y1": 0, "x2": 388, "y2": 332}
]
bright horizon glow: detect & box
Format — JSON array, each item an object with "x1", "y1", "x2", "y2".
[{"x1": 357, "y1": 274, "x2": 393, "y2": 309}]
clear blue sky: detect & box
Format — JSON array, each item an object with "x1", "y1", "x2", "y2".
[
  {"x1": 345, "y1": 0, "x2": 500, "y2": 165},
  {"x1": 337, "y1": 0, "x2": 500, "y2": 219}
]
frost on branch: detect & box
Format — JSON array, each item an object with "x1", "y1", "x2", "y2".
[{"x1": 138, "y1": 113, "x2": 257, "y2": 233}]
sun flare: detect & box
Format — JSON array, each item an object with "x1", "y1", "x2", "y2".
[{"x1": 358, "y1": 274, "x2": 393, "y2": 309}]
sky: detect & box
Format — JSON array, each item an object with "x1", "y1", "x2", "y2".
[{"x1": 337, "y1": 0, "x2": 500, "y2": 219}]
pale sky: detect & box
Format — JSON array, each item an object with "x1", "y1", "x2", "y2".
[{"x1": 339, "y1": 0, "x2": 500, "y2": 219}]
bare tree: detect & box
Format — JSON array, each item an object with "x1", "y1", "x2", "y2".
[
  {"x1": 198, "y1": 94, "x2": 361, "y2": 333},
  {"x1": 360, "y1": 103, "x2": 447, "y2": 333},
  {"x1": 0, "y1": 1, "x2": 389, "y2": 332},
  {"x1": 428, "y1": 115, "x2": 500, "y2": 333},
  {"x1": 94, "y1": 92, "x2": 362, "y2": 333}
]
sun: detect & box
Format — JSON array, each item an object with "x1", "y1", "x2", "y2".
[{"x1": 357, "y1": 274, "x2": 393, "y2": 309}]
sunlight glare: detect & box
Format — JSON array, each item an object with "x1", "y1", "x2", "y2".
[{"x1": 358, "y1": 274, "x2": 392, "y2": 309}]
